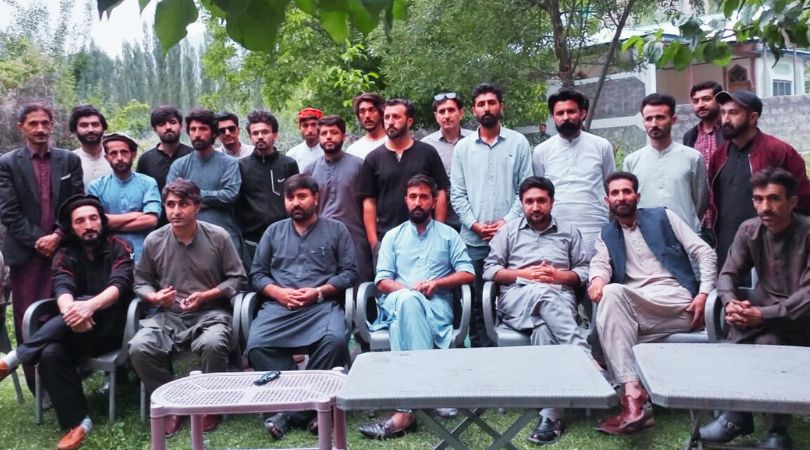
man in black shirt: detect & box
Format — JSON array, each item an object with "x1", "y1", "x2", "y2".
[{"x1": 359, "y1": 98, "x2": 451, "y2": 253}]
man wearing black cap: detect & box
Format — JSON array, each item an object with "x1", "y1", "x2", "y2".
[
  {"x1": 0, "y1": 194, "x2": 133, "y2": 450},
  {"x1": 708, "y1": 90, "x2": 810, "y2": 269}
]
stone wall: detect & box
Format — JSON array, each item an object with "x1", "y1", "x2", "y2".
[{"x1": 578, "y1": 77, "x2": 647, "y2": 121}]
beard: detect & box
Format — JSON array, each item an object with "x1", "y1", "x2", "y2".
[
  {"x1": 191, "y1": 137, "x2": 214, "y2": 151},
  {"x1": 611, "y1": 201, "x2": 638, "y2": 218},
  {"x1": 159, "y1": 131, "x2": 180, "y2": 144},
  {"x1": 556, "y1": 119, "x2": 581, "y2": 138},
  {"x1": 386, "y1": 125, "x2": 408, "y2": 139},
  {"x1": 290, "y1": 205, "x2": 315, "y2": 222},
  {"x1": 322, "y1": 140, "x2": 344, "y2": 154},
  {"x1": 476, "y1": 112, "x2": 500, "y2": 128},
  {"x1": 112, "y1": 161, "x2": 132, "y2": 175},
  {"x1": 721, "y1": 122, "x2": 750, "y2": 140},
  {"x1": 79, "y1": 229, "x2": 101, "y2": 247},
  {"x1": 77, "y1": 132, "x2": 101, "y2": 145},
  {"x1": 409, "y1": 206, "x2": 430, "y2": 224}
]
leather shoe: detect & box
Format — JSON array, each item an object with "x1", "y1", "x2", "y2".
[
  {"x1": 698, "y1": 413, "x2": 753, "y2": 443},
  {"x1": 358, "y1": 412, "x2": 417, "y2": 439},
  {"x1": 0, "y1": 360, "x2": 9, "y2": 383},
  {"x1": 596, "y1": 391, "x2": 654, "y2": 435},
  {"x1": 56, "y1": 426, "x2": 86, "y2": 450},
  {"x1": 203, "y1": 414, "x2": 222, "y2": 433},
  {"x1": 434, "y1": 408, "x2": 459, "y2": 419},
  {"x1": 758, "y1": 430, "x2": 792, "y2": 449},
  {"x1": 527, "y1": 416, "x2": 565, "y2": 445},
  {"x1": 163, "y1": 415, "x2": 184, "y2": 437}
]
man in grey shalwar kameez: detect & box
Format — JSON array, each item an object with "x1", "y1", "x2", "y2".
[{"x1": 246, "y1": 174, "x2": 357, "y2": 441}]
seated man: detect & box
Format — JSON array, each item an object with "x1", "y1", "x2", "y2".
[
  {"x1": 588, "y1": 171, "x2": 716, "y2": 435},
  {"x1": 483, "y1": 176, "x2": 590, "y2": 445},
  {"x1": 246, "y1": 174, "x2": 357, "y2": 440},
  {"x1": 129, "y1": 178, "x2": 247, "y2": 437},
  {"x1": 699, "y1": 168, "x2": 810, "y2": 448},
  {"x1": 358, "y1": 175, "x2": 474, "y2": 439},
  {"x1": 0, "y1": 194, "x2": 133, "y2": 450}
]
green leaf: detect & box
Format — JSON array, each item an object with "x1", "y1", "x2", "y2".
[
  {"x1": 200, "y1": 0, "x2": 227, "y2": 18},
  {"x1": 723, "y1": 0, "x2": 741, "y2": 18},
  {"x1": 138, "y1": 0, "x2": 151, "y2": 13},
  {"x1": 225, "y1": 0, "x2": 291, "y2": 52},
  {"x1": 392, "y1": 0, "x2": 407, "y2": 20},
  {"x1": 621, "y1": 35, "x2": 642, "y2": 52},
  {"x1": 658, "y1": 41, "x2": 681, "y2": 66},
  {"x1": 294, "y1": 0, "x2": 317, "y2": 15},
  {"x1": 212, "y1": 0, "x2": 250, "y2": 15},
  {"x1": 672, "y1": 42, "x2": 693, "y2": 70},
  {"x1": 97, "y1": 0, "x2": 126, "y2": 19},
  {"x1": 319, "y1": 9, "x2": 350, "y2": 42},
  {"x1": 347, "y1": 0, "x2": 378, "y2": 34},
  {"x1": 154, "y1": 0, "x2": 199, "y2": 53}
]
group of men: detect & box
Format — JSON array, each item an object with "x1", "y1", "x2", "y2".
[{"x1": 0, "y1": 78, "x2": 808, "y2": 449}]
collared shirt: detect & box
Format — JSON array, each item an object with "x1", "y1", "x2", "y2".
[
  {"x1": 87, "y1": 172, "x2": 162, "y2": 261},
  {"x1": 237, "y1": 149, "x2": 299, "y2": 242},
  {"x1": 135, "y1": 221, "x2": 247, "y2": 313},
  {"x1": 216, "y1": 143, "x2": 254, "y2": 159},
  {"x1": 286, "y1": 141, "x2": 323, "y2": 170},
  {"x1": 346, "y1": 135, "x2": 387, "y2": 159},
  {"x1": 136, "y1": 143, "x2": 193, "y2": 191},
  {"x1": 483, "y1": 216, "x2": 589, "y2": 299},
  {"x1": 450, "y1": 126, "x2": 533, "y2": 248},
  {"x1": 532, "y1": 131, "x2": 615, "y2": 253},
  {"x1": 29, "y1": 147, "x2": 54, "y2": 233},
  {"x1": 422, "y1": 128, "x2": 474, "y2": 230},
  {"x1": 74, "y1": 147, "x2": 112, "y2": 187},
  {"x1": 623, "y1": 141, "x2": 708, "y2": 231},
  {"x1": 693, "y1": 121, "x2": 721, "y2": 226},
  {"x1": 589, "y1": 209, "x2": 716, "y2": 294}
]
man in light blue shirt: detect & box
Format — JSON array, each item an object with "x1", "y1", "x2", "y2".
[
  {"x1": 359, "y1": 174, "x2": 474, "y2": 440},
  {"x1": 450, "y1": 83, "x2": 533, "y2": 347},
  {"x1": 88, "y1": 132, "x2": 161, "y2": 261}
]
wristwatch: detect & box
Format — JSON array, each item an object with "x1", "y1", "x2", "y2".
[{"x1": 316, "y1": 287, "x2": 324, "y2": 304}]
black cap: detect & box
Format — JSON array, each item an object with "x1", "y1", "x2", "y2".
[
  {"x1": 101, "y1": 132, "x2": 138, "y2": 151},
  {"x1": 57, "y1": 194, "x2": 107, "y2": 235},
  {"x1": 715, "y1": 90, "x2": 763, "y2": 115}
]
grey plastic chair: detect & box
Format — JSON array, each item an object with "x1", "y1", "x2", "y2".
[
  {"x1": 354, "y1": 281, "x2": 471, "y2": 351},
  {"x1": 0, "y1": 253, "x2": 24, "y2": 404}
]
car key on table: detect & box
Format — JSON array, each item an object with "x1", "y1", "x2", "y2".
[{"x1": 254, "y1": 370, "x2": 281, "y2": 386}]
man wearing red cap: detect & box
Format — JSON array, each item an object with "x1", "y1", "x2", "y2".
[{"x1": 287, "y1": 107, "x2": 324, "y2": 170}]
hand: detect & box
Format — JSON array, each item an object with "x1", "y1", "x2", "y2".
[
  {"x1": 70, "y1": 317, "x2": 95, "y2": 333},
  {"x1": 34, "y1": 233, "x2": 61, "y2": 257},
  {"x1": 724, "y1": 300, "x2": 748, "y2": 327},
  {"x1": 272, "y1": 287, "x2": 306, "y2": 310},
  {"x1": 471, "y1": 222, "x2": 488, "y2": 239},
  {"x1": 63, "y1": 300, "x2": 96, "y2": 327},
  {"x1": 588, "y1": 277, "x2": 607, "y2": 303},
  {"x1": 739, "y1": 301, "x2": 764, "y2": 328},
  {"x1": 414, "y1": 280, "x2": 439, "y2": 297},
  {"x1": 685, "y1": 293, "x2": 708, "y2": 330},
  {"x1": 534, "y1": 261, "x2": 559, "y2": 284},
  {"x1": 289, "y1": 288, "x2": 319, "y2": 307},
  {"x1": 180, "y1": 291, "x2": 208, "y2": 312},
  {"x1": 148, "y1": 287, "x2": 176, "y2": 308}
]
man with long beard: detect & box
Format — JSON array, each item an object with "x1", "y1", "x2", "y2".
[{"x1": 69, "y1": 105, "x2": 111, "y2": 187}]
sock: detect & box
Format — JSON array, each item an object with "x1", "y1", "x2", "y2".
[
  {"x1": 2, "y1": 350, "x2": 19, "y2": 369},
  {"x1": 80, "y1": 416, "x2": 93, "y2": 434}
]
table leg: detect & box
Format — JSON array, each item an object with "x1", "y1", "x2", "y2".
[
  {"x1": 333, "y1": 407, "x2": 347, "y2": 450},
  {"x1": 684, "y1": 409, "x2": 703, "y2": 450},
  {"x1": 150, "y1": 417, "x2": 166, "y2": 450},
  {"x1": 190, "y1": 415, "x2": 204, "y2": 450},
  {"x1": 460, "y1": 409, "x2": 516, "y2": 446},
  {"x1": 434, "y1": 408, "x2": 484, "y2": 450},
  {"x1": 415, "y1": 409, "x2": 469, "y2": 450},
  {"x1": 317, "y1": 409, "x2": 333, "y2": 450},
  {"x1": 485, "y1": 409, "x2": 535, "y2": 450}
]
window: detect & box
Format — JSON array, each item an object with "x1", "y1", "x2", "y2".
[{"x1": 773, "y1": 80, "x2": 792, "y2": 96}]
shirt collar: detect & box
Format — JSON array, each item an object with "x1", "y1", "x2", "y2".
[
  {"x1": 698, "y1": 120, "x2": 721, "y2": 136},
  {"x1": 519, "y1": 216, "x2": 558, "y2": 234},
  {"x1": 406, "y1": 217, "x2": 435, "y2": 236},
  {"x1": 27, "y1": 146, "x2": 51, "y2": 158},
  {"x1": 474, "y1": 126, "x2": 507, "y2": 147}
]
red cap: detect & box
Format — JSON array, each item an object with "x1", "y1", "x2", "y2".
[{"x1": 298, "y1": 107, "x2": 323, "y2": 120}]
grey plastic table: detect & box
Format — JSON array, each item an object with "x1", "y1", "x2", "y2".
[
  {"x1": 337, "y1": 346, "x2": 618, "y2": 450},
  {"x1": 634, "y1": 343, "x2": 810, "y2": 450}
]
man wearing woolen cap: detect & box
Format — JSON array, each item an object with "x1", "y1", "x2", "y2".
[{"x1": 287, "y1": 107, "x2": 325, "y2": 170}]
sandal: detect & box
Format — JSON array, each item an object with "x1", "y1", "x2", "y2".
[
  {"x1": 264, "y1": 413, "x2": 292, "y2": 440},
  {"x1": 527, "y1": 416, "x2": 565, "y2": 445}
]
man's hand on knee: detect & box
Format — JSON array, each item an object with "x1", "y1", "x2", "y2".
[
  {"x1": 588, "y1": 277, "x2": 607, "y2": 303},
  {"x1": 686, "y1": 293, "x2": 707, "y2": 330}
]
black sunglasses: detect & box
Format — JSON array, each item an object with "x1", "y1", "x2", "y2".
[
  {"x1": 434, "y1": 92, "x2": 458, "y2": 102},
  {"x1": 218, "y1": 125, "x2": 237, "y2": 134}
]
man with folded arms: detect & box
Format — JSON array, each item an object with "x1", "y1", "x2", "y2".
[
  {"x1": 358, "y1": 175, "x2": 474, "y2": 439},
  {"x1": 129, "y1": 178, "x2": 247, "y2": 436},
  {"x1": 699, "y1": 168, "x2": 810, "y2": 449},
  {"x1": 0, "y1": 194, "x2": 133, "y2": 450},
  {"x1": 589, "y1": 172, "x2": 716, "y2": 435}
]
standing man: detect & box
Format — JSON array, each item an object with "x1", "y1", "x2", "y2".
[
  {"x1": 0, "y1": 104, "x2": 84, "y2": 390},
  {"x1": 167, "y1": 108, "x2": 245, "y2": 261},
  {"x1": 533, "y1": 123, "x2": 552, "y2": 146},
  {"x1": 129, "y1": 179, "x2": 247, "y2": 436},
  {"x1": 359, "y1": 98, "x2": 451, "y2": 256},
  {"x1": 699, "y1": 169, "x2": 810, "y2": 448},
  {"x1": 358, "y1": 175, "x2": 474, "y2": 439},
  {"x1": 136, "y1": 105, "x2": 192, "y2": 192},
  {"x1": 287, "y1": 107, "x2": 324, "y2": 169},
  {"x1": 303, "y1": 115, "x2": 373, "y2": 282},
  {"x1": 708, "y1": 90, "x2": 810, "y2": 269},
  {"x1": 87, "y1": 132, "x2": 161, "y2": 262},
  {"x1": 246, "y1": 175, "x2": 357, "y2": 441},
  {"x1": 421, "y1": 92, "x2": 473, "y2": 231},
  {"x1": 69, "y1": 105, "x2": 111, "y2": 187},
  {"x1": 623, "y1": 93, "x2": 708, "y2": 231},
  {"x1": 0, "y1": 194, "x2": 133, "y2": 450},
  {"x1": 684, "y1": 81, "x2": 724, "y2": 243},
  {"x1": 589, "y1": 172, "x2": 716, "y2": 435},
  {"x1": 236, "y1": 110, "x2": 299, "y2": 259},
  {"x1": 346, "y1": 92, "x2": 387, "y2": 159},
  {"x1": 451, "y1": 83, "x2": 533, "y2": 348},
  {"x1": 533, "y1": 89, "x2": 615, "y2": 257},
  {"x1": 215, "y1": 111, "x2": 253, "y2": 159}
]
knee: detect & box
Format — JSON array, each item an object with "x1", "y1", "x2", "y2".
[
  {"x1": 397, "y1": 296, "x2": 427, "y2": 322},
  {"x1": 194, "y1": 327, "x2": 231, "y2": 357},
  {"x1": 319, "y1": 333, "x2": 348, "y2": 354},
  {"x1": 38, "y1": 343, "x2": 67, "y2": 369},
  {"x1": 752, "y1": 333, "x2": 782, "y2": 346},
  {"x1": 128, "y1": 332, "x2": 160, "y2": 365}
]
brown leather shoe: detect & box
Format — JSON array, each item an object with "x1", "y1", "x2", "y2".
[
  {"x1": 56, "y1": 426, "x2": 86, "y2": 450},
  {"x1": 596, "y1": 391, "x2": 654, "y2": 435},
  {"x1": 0, "y1": 360, "x2": 10, "y2": 383},
  {"x1": 358, "y1": 412, "x2": 417, "y2": 439},
  {"x1": 202, "y1": 414, "x2": 222, "y2": 433},
  {"x1": 164, "y1": 415, "x2": 184, "y2": 437}
]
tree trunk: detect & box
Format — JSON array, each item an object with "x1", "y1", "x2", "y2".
[{"x1": 545, "y1": 0, "x2": 574, "y2": 88}]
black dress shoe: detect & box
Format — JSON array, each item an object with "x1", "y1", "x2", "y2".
[
  {"x1": 759, "y1": 430, "x2": 793, "y2": 449},
  {"x1": 699, "y1": 414, "x2": 754, "y2": 443},
  {"x1": 357, "y1": 413, "x2": 417, "y2": 439},
  {"x1": 527, "y1": 416, "x2": 565, "y2": 445}
]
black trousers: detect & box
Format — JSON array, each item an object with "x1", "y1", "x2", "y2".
[
  {"x1": 16, "y1": 315, "x2": 120, "y2": 429},
  {"x1": 247, "y1": 333, "x2": 349, "y2": 425},
  {"x1": 469, "y1": 257, "x2": 494, "y2": 348}
]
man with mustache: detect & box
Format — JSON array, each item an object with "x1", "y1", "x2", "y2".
[
  {"x1": 707, "y1": 90, "x2": 810, "y2": 270},
  {"x1": 588, "y1": 172, "x2": 716, "y2": 435},
  {"x1": 87, "y1": 132, "x2": 161, "y2": 262},
  {"x1": 0, "y1": 103, "x2": 84, "y2": 391},
  {"x1": 246, "y1": 174, "x2": 357, "y2": 441},
  {"x1": 287, "y1": 107, "x2": 324, "y2": 169},
  {"x1": 623, "y1": 93, "x2": 708, "y2": 231},
  {"x1": 167, "y1": 108, "x2": 246, "y2": 264},
  {"x1": 533, "y1": 88, "x2": 614, "y2": 258},
  {"x1": 346, "y1": 92, "x2": 387, "y2": 159},
  {"x1": 483, "y1": 176, "x2": 590, "y2": 445},
  {"x1": 451, "y1": 83, "x2": 533, "y2": 348},
  {"x1": 236, "y1": 110, "x2": 299, "y2": 259},
  {"x1": 69, "y1": 105, "x2": 111, "y2": 187},
  {"x1": 0, "y1": 194, "x2": 133, "y2": 450},
  {"x1": 684, "y1": 81, "x2": 725, "y2": 244},
  {"x1": 214, "y1": 111, "x2": 253, "y2": 159},
  {"x1": 699, "y1": 168, "x2": 810, "y2": 448}
]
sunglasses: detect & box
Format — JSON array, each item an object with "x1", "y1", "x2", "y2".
[
  {"x1": 218, "y1": 125, "x2": 237, "y2": 134},
  {"x1": 434, "y1": 92, "x2": 458, "y2": 102}
]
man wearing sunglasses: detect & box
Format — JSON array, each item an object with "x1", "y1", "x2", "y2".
[{"x1": 215, "y1": 112, "x2": 253, "y2": 159}]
